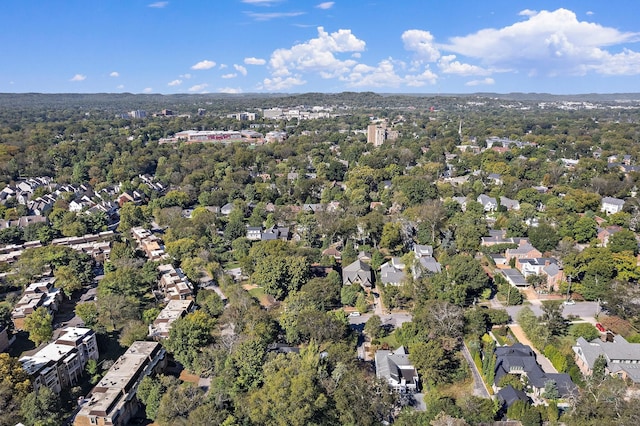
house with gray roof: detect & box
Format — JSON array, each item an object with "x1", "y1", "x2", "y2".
[
  {"x1": 477, "y1": 194, "x2": 497, "y2": 212},
  {"x1": 573, "y1": 335, "x2": 640, "y2": 384},
  {"x1": 500, "y1": 196, "x2": 520, "y2": 211},
  {"x1": 380, "y1": 258, "x2": 407, "y2": 286},
  {"x1": 501, "y1": 268, "x2": 528, "y2": 287},
  {"x1": 494, "y1": 343, "x2": 576, "y2": 398},
  {"x1": 375, "y1": 346, "x2": 419, "y2": 393},
  {"x1": 342, "y1": 259, "x2": 373, "y2": 289},
  {"x1": 601, "y1": 197, "x2": 625, "y2": 215}
]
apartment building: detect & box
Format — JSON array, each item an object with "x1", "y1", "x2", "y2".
[
  {"x1": 20, "y1": 327, "x2": 98, "y2": 393},
  {"x1": 148, "y1": 299, "x2": 194, "y2": 339},
  {"x1": 11, "y1": 277, "x2": 62, "y2": 330},
  {"x1": 74, "y1": 341, "x2": 167, "y2": 426}
]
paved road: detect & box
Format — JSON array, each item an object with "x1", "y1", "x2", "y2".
[
  {"x1": 504, "y1": 301, "x2": 599, "y2": 322},
  {"x1": 461, "y1": 342, "x2": 491, "y2": 398},
  {"x1": 348, "y1": 312, "x2": 413, "y2": 328}
]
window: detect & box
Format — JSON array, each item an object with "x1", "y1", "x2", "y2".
[{"x1": 90, "y1": 417, "x2": 97, "y2": 425}]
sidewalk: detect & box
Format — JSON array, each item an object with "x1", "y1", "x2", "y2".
[{"x1": 508, "y1": 324, "x2": 557, "y2": 374}]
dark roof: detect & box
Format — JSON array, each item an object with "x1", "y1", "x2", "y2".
[{"x1": 497, "y1": 385, "x2": 529, "y2": 407}]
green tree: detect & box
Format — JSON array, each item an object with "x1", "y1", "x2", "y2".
[
  {"x1": 19, "y1": 386, "x2": 61, "y2": 426},
  {"x1": 54, "y1": 264, "x2": 83, "y2": 298},
  {"x1": 573, "y1": 216, "x2": 597, "y2": 243},
  {"x1": 23, "y1": 307, "x2": 53, "y2": 346},
  {"x1": 341, "y1": 284, "x2": 362, "y2": 306},
  {"x1": 541, "y1": 300, "x2": 567, "y2": 336},
  {"x1": 156, "y1": 382, "x2": 206, "y2": 426},
  {"x1": 364, "y1": 314, "x2": 384, "y2": 339},
  {"x1": 380, "y1": 222, "x2": 404, "y2": 254},
  {"x1": 0, "y1": 353, "x2": 32, "y2": 426},
  {"x1": 163, "y1": 310, "x2": 215, "y2": 372},
  {"x1": 196, "y1": 289, "x2": 225, "y2": 317},
  {"x1": 246, "y1": 346, "x2": 329, "y2": 426},
  {"x1": 410, "y1": 340, "x2": 456, "y2": 386},
  {"x1": 118, "y1": 320, "x2": 149, "y2": 347},
  {"x1": 75, "y1": 302, "x2": 99, "y2": 329},
  {"x1": 608, "y1": 229, "x2": 639, "y2": 255}
]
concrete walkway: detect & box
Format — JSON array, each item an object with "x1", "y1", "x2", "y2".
[
  {"x1": 461, "y1": 342, "x2": 491, "y2": 398},
  {"x1": 508, "y1": 324, "x2": 557, "y2": 374}
]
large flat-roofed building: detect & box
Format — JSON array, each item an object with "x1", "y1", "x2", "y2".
[
  {"x1": 174, "y1": 130, "x2": 243, "y2": 143},
  {"x1": 74, "y1": 341, "x2": 167, "y2": 426},
  {"x1": 20, "y1": 327, "x2": 98, "y2": 394},
  {"x1": 148, "y1": 299, "x2": 193, "y2": 339}
]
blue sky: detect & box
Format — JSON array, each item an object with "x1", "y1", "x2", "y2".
[{"x1": 2, "y1": 1, "x2": 640, "y2": 94}]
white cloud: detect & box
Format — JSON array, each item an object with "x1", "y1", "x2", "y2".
[
  {"x1": 116, "y1": 84, "x2": 124, "y2": 89},
  {"x1": 466, "y1": 78, "x2": 495, "y2": 86},
  {"x1": 188, "y1": 83, "x2": 209, "y2": 92},
  {"x1": 219, "y1": 64, "x2": 228, "y2": 69},
  {"x1": 442, "y1": 8, "x2": 640, "y2": 76},
  {"x1": 518, "y1": 9, "x2": 538, "y2": 17},
  {"x1": 438, "y1": 55, "x2": 491, "y2": 76},
  {"x1": 268, "y1": 26, "x2": 365, "y2": 79},
  {"x1": 586, "y1": 11, "x2": 594, "y2": 16},
  {"x1": 218, "y1": 87, "x2": 243, "y2": 94},
  {"x1": 143, "y1": 87, "x2": 153, "y2": 93},
  {"x1": 261, "y1": 76, "x2": 306, "y2": 90},
  {"x1": 342, "y1": 60, "x2": 404, "y2": 88},
  {"x1": 179, "y1": 73, "x2": 192, "y2": 79},
  {"x1": 341, "y1": 59, "x2": 437, "y2": 88},
  {"x1": 222, "y1": 73, "x2": 237, "y2": 79},
  {"x1": 245, "y1": 57, "x2": 266, "y2": 65},
  {"x1": 316, "y1": 2, "x2": 334, "y2": 9},
  {"x1": 191, "y1": 60, "x2": 216, "y2": 70},
  {"x1": 168, "y1": 79, "x2": 182, "y2": 86},
  {"x1": 241, "y1": 0, "x2": 282, "y2": 5},
  {"x1": 70, "y1": 74, "x2": 86, "y2": 82},
  {"x1": 245, "y1": 11, "x2": 305, "y2": 21},
  {"x1": 109, "y1": 71, "x2": 119, "y2": 77},
  {"x1": 402, "y1": 29, "x2": 440, "y2": 62},
  {"x1": 234, "y1": 64, "x2": 248, "y2": 76},
  {"x1": 148, "y1": 1, "x2": 168, "y2": 8}
]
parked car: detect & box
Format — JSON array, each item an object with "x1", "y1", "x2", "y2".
[
  {"x1": 348, "y1": 312, "x2": 361, "y2": 317},
  {"x1": 596, "y1": 323, "x2": 606, "y2": 332},
  {"x1": 563, "y1": 299, "x2": 575, "y2": 305}
]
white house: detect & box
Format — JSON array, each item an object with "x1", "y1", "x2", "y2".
[
  {"x1": 601, "y1": 197, "x2": 625, "y2": 215},
  {"x1": 375, "y1": 346, "x2": 419, "y2": 393}
]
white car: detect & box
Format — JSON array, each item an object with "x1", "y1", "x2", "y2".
[
  {"x1": 563, "y1": 299, "x2": 575, "y2": 305},
  {"x1": 348, "y1": 312, "x2": 361, "y2": 317}
]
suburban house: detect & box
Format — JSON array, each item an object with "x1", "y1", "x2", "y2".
[
  {"x1": 148, "y1": 299, "x2": 194, "y2": 340},
  {"x1": 452, "y1": 196, "x2": 468, "y2": 211},
  {"x1": 73, "y1": 341, "x2": 167, "y2": 426},
  {"x1": 375, "y1": 346, "x2": 419, "y2": 393},
  {"x1": 500, "y1": 196, "x2": 520, "y2": 211},
  {"x1": 412, "y1": 244, "x2": 442, "y2": 276},
  {"x1": 478, "y1": 194, "x2": 498, "y2": 212},
  {"x1": 342, "y1": 259, "x2": 373, "y2": 289},
  {"x1": 505, "y1": 240, "x2": 542, "y2": 265},
  {"x1": 20, "y1": 327, "x2": 99, "y2": 394},
  {"x1": 601, "y1": 197, "x2": 625, "y2": 215},
  {"x1": 573, "y1": 335, "x2": 640, "y2": 384},
  {"x1": 517, "y1": 257, "x2": 564, "y2": 291},
  {"x1": 597, "y1": 225, "x2": 623, "y2": 247},
  {"x1": 487, "y1": 173, "x2": 503, "y2": 185},
  {"x1": 494, "y1": 343, "x2": 576, "y2": 398},
  {"x1": 380, "y1": 258, "x2": 407, "y2": 286}
]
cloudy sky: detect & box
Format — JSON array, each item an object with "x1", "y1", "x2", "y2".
[{"x1": 2, "y1": 1, "x2": 639, "y2": 94}]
